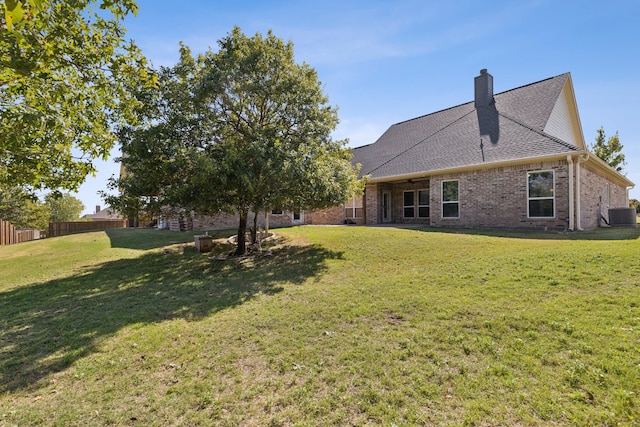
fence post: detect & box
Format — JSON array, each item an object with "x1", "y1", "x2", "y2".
[
  {"x1": 1, "y1": 219, "x2": 17, "y2": 245},
  {"x1": 47, "y1": 220, "x2": 126, "y2": 238}
]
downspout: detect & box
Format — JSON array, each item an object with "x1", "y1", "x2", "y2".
[
  {"x1": 567, "y1": 155, "x2": 574, "y2": 231},
  {"x1": 575, "y1": 153, "x2": 589, "y2": 231}
]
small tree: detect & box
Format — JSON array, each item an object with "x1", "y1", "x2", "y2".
[
  {"x1": 590, "y1": 127, "x2": 625, "y2": 172},
  {"x1": 630, "y1": 199, "x2": 640, "y2": 214}
]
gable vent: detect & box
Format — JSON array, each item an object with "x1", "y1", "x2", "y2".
[{"x1": 474, "y1": 69, "x2": 494, "y2": 108}]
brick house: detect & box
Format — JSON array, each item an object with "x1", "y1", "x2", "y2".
[
  {"x1": 349, "y1": 69, "x2": 634, "y2": 231},
  {"x1": 166, "y1": 201, "x2": 362, "y2": 232},
  {"x1": 165, "y1": 208, "x2": 307, "y2": 232},
  {"x1": 172, "y1": 69, "x2": 633, "y2": 232}
]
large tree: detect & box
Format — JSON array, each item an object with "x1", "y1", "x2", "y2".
[
  {"x1": 590, "y1": 127, "x2": 625, "y2": 172},
  {"x1": 102, "y1": 44, "x2": 207, "y2": 228},
  {"x1": 111, "y1": 28, "x2": 363, "y2": 255},
  {"x1": 193, "y1": 27, "x2": 363, "y2": 254},
  {"x1": 0, "y1": 0, "x2": 152, "y2": 192}
]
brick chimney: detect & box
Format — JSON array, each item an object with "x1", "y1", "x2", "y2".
[
  {"x1": 474, "y1": 69, "x2": 494, "y2": 108},
  {"x1": 96, "y1": 205, "x2": 101, "y2": 213}
]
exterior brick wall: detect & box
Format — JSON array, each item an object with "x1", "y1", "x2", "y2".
[
  {"x1": 192, "y1": 213, "x2": 240, "y2": 231},
  {"x1": 311, "y1": 206, "x2": 348, "y2": 225},
  {"x1": 184, "y1": 205, "x2": 359, "y2": 230},
  {"x1": 364, "y1": 183, "x2": 380, "y2": 224},
  {"x1": 164, "y1": 161, "x2": 630, "y2": 233},
  {"x1": 578, "y1": 163, "x2": 628, "y2": 230},
  {"x1": 430, "y1": 161, "x2": 570, "y2": 230},
  {"x1": 388, "y1": 179, "x2": 431, "y2": 225},
  {"x1": 364, "y1": 161, "x2": 573, "y2": 231},
  {"x1": 169, "y1": 209, "x2": 312, "y2": 232},
  {"x1": 431, "y1": 161, "x2": 569, "y2": 230},
  {"x1": 364, "y1": 180, "x2": 432, "y2": 225},
  {"x1": 308, "y1": 195, "x2": 366, "y2": 225}
]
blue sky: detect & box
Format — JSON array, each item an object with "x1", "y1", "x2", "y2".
[{"x1": 77, "y1": 0, "x2": 640, "y2": 214}]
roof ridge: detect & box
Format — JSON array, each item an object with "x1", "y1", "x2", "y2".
[
  {"x1": 391, "y1": 73, "x2": 569, "y2": 127},
  {"x1": 366, "y1": 108, "x2": 477, "y2": 175},
  {"x1": 493, "y1": 72, "x2": 569, "y2": 98}
]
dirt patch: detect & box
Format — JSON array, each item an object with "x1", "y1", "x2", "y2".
[
  {"x1": 213, "y1": 232, "x2": 277, "y2": 260},
  {"x1": 226, "y1": 231, "x2": 275, "y2": 245}
]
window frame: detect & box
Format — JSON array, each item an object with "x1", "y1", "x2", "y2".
[
  {"x1": 441, "y1": 180, "x2": 460, "y2": 218},
  {"x1": 403, "y1": 190, "x2": 415, "y2": 218},
  {"x1": 271, "y1": 208, "x2": 284, "y2": 215},
  {"x1": 344, "y1": 195, "x2": 363, "y2": 219},
  {"x1": 417, "y1": 189, "x2": 430, "y2": 218},
  {"x1": 527, "y1": 170, "x2": 555, "y2": 218}
]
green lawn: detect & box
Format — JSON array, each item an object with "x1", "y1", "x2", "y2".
[{"x1": 1, "y1": 226, "x2": 639, "y2": 426}]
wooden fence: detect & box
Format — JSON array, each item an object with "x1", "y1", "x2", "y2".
[
  {"x1": 48, "y1": 220, "x2": 127, "y2": 238},
  {"x1": 0, "y1": 219, "x2": 41, "y2": 245}
]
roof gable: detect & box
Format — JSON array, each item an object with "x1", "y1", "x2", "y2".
[
  {"x1": 543, "y1": 75, "x2": 586, "y2": 149},
  {"x1": 492, "y1": 74, "x2": 568, "y2": 131},
  {"x1": 354, "y1": 72, "x2": 583, "y2": 180}
]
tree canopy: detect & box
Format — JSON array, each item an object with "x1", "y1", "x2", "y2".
[
  {"x1": 45, "y1": 192, "x2": 84, "y2": 222},
  {"x1": 102, "y1": 44, "x2": 206, "y2": 227},
  {"x1": 1, "y1": 0, "x2": 153, "y2": 192},
  {"x1": 0, "y1": 184, "x2": 49, "y2": 229},
  {"x1": 109, "y1": 27, "x2": 364, "y2": 255},
  {"x1": 0, "y1": 185, "x2": 85, "y2": 228},
  {"x1": 590, "y1": 127, "x2": 625, "y2": 172}
]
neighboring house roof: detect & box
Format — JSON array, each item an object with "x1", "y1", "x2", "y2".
[
  {"x1": 353, "y1": 71, "x2": 632, "y2": 188},
  {"x1": 82, "y1": 206, "x2": 122, "y2": 220}
]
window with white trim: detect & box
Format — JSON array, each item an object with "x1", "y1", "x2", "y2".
[
  {"x1": 344, "y1": 195, "x2": 364, "y2": 219},
  {"x1": 271, "y1": 208, "x2": 283, "y2": 215},
  {"x1": 527, "y1": 171, "x2": 555, "y2": 218},
  {"x1": 442, "y1": 180, "x2": 459, "y2": 218},
  {"x1": 418, "y1": 189, "x2": 430, "y2": 218},
  {"x1": 403, "y1": 191, "x2": 415, "y2": 218}
]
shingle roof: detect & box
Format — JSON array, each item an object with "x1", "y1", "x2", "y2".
[{"x1": 353, "y1": 73, "x2": 580, "y2": 180}]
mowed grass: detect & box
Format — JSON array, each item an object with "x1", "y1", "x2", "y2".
[{"x1": 1, "y1": 226, "x2": 639, "y2": 426}]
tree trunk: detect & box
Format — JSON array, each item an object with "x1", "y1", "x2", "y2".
[
  {"x1": 250, "y1": 210, "x2": 258, "y2": 244},
  {"x1": 235, "y1": 211, "x2": 248, "y2": 256}
]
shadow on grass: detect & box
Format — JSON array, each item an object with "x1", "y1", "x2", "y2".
[
  {"x1": 0, "y1": 241, "x2": 342, "y2": 393},
  {"x1": 104, "y1": 228, "x2": 202, "y2": 250},
  {"x1": 411, "y1": 225, "x2": 640, "y2": 241}
]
